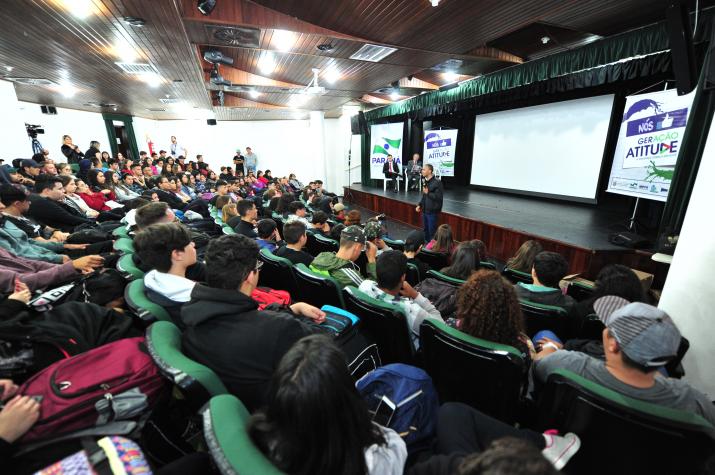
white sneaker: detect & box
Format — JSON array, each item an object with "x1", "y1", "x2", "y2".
[{"x1": 542, "y1": 432, "x2": 581, "y2": 470}]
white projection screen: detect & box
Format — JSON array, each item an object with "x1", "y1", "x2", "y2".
[{"x1": 470, "y1": 95, "x2": 615, "y2": 202}]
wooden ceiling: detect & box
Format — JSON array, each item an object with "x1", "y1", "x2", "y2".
[{"x1": 0, "y1": 0, "x2": 708, "y2": 120}]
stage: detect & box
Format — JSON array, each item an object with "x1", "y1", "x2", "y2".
[{"x1": 343, "y1": 184, "x2": 663, "y2": 282}]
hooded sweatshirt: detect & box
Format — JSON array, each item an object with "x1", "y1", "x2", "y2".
[
  {"x1": 144, "y1": 270, "x2": 196, "y2": 328},
  {"x1": 310, "y1": 252, "x2": 376, "y2": 290},
  {"x1": 514, "y1": 282, "x2": 576, "y2": 311},
  {"x1": 180, "y1": 284, "x2": 317, "y2": 412}
]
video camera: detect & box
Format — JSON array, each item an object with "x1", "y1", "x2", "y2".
[{"x1": 26, "y1": 124, "x2": 44, "y2": 139}]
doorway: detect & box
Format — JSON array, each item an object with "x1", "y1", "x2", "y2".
[{"x1": 102, "y1": 113, "x2": 139, "y2": 161}]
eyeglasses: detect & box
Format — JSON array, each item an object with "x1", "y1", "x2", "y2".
[{"x1": 254, "y1": 260, "x2": 264, "y2": 272}]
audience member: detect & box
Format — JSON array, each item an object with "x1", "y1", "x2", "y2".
[
  {"x1": 426, "y1": 224, "x2": 456, "y2": 255},
  {"x1": 234, "y1": 199, "x2": 258, "y2": 238},
  {"x1": 180, "y1": 234, "x2": 325, "y2": 411},
  {"x1": 286, "y1": 201, "x2": 311, "y2": 227},
  {"x1": 358, "y1": 250, "x2": 442, "y2": 349},
  {"x1": 27, "y1": 177, "x2": 95, "y2": 232},
  {"x1": 403, "y1": 230, "x2": 430, "y2": 280},
  {"x1": 441, "y1": 241, "x2": 482, "y2": 280},
  {"x1": 309, "y1": 210, "x2": 331, "y2": 236},
  {"x1": 274, "y1": 220, "x2": 313, "y2": 266},
  {"x1": 255, "y1": 219, "x2": 281, "y2": 252},
  {"x1": 506, "y1": 240, "x2": 544, "y2": 273},
  {"x1": 344, "y1": 209, "x2": 361, "y2": 226},
  {"x1": 363, "y1": 220, "x2": 391, "y2": 256},
  {"x1": 514, "y1": 251, "x2": 575, "y2": 311},
  {"x1": 310, "y1": 225, "x2": 377, "y2": 289}
]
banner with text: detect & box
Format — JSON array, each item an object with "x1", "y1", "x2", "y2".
[
  {"x1": 369, "y1": 122, "x2": 405, "y2": 180},
  {"x1": 423, "y1": 129, "x2": 458, "y2": 177},
  {"x1": 607, "y1": 88, "x2": 695, "y2": 202}
]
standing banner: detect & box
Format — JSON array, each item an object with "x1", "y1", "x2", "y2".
[
  {"x1": 423, "y1": 129, "x2": 458, "y2": 177},
  {"x1": 369, "y1": 122, "x2": 404, "y2": 179},
  {"x1": 607, "y1": 88, "x2": 695, "y2": 201}
]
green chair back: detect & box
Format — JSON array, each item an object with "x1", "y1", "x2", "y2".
[
  {"x1": 146, "y1": 321, "x2": 228, "y2": 410},
  {"x1": 222, "y1": 225, "x2": 236, "y2": 235},
  {"x1": 426, "y1": 269, "x2": 465, "y2": 286},
  {"x1": 566, "y1": 280, "x2": 595, "y2": 302},
  {"x1": 343, "y1": 286, "x2": 413, "y2": 365},
  {"x1": 519, "y1": 299, "x2": 570, "y2": 339},
  {"x1": 203, "y1": 395, "x2": 284, "y2": 475},
  {"x1": 536, "y1": 369, "x2": 715, "y2": 473},
  {"x1": 294, "y1": 263, "x2": 344, "y2": 308},
  {"x1": 116, "y1": 253, "x2": 145, "y2": 280},
  {"x1": 479, "y1": 261, "x2": 496, "y2": 270},
  {"x1": 258, "y1": 248, "x2": 298, "y2": 296},
  {"x1": 416, "y1": 249, "x2": 450, "y2": 271},
  {"x1": 502, "y1": 267, "x2": 533, "y2": 285},
  {"x1": 383, "y1": 237, "x2": 405, "y2": 251},
  {"x1": 70, "y1": 163, "x2": 80, "y2": 173},
  {"x1": 112, "y1": 226, "x2": 130, "y2": 238},
  {"x1": 113, "y1": 237, "x2": 135, "y2": 254},
  {"x1": 420, "y1": 319, "x2": 526, "y2": 423},
  {"x1": 124, "y1": 279, "x2": 171, "y2": 322}
]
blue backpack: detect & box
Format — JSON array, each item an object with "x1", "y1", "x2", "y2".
[{"x1": 356, "y1": 364, "x2": 439, "y2": 449}]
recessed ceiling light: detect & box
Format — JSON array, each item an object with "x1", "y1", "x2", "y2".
[
  {"x1": 541, "y1": 36, "x2": 550, "y2": 44},
  {"x1": 113, "y1": 39, "x2": 138, "y2": 63},
  {"x1": 390, "y1": 92, "x2": 399, "y2": 101},
  {"x1": 258, "y1": 53, "x2": 276, "y2": 75},
  {"x1": 63, "y1": 0, "x2": 94, "y2": 19},
  {"x1": 57, "y1": 81, "x2": 77, "y2": 98},
  {"x1": 141, "y1": 72, "x2": 162, "y2": 88},
  {"x1": 249, "y1": 90, "x2": 261, "y2": 99},
  {"x1": 430, "y1": 0, "x2": 440, "y2": 6},
  {"x1": 272, "y1": 30, "x2": 294, "y2": 52},
  {"x1": 5, "y1": 66, "x2": 13, "y2": 72},
  {"x1": 323, "y1": 67, "x2": 340, "y2": 84},
  {"x1": 442, "y1": 71, "x2": 459, "y2": 82}
]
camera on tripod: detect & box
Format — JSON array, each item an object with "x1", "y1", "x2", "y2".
[{"x1": 26, "y1": 124, "x2": 44, "y2": 139}]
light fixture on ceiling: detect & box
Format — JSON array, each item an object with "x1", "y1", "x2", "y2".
[
  {"x1": 122, "y1": 16, "x2": 146, "y2": 27},
  {"x1": 248, "y1": 90, "x2": 261, "y2": 99},
  {"x1": 272, "y1": 30, "x2": 294, "y2": 52},
  {"x1": 57, "y1": 81, "x2": 77, "y2": 98},
  {"x1": 258, "y1": 53, "x2": 276, "y2": 75},
  {"x1": 64, "y1": 0, "x2": 94, "y2": 19},
  {"x1": 541, "y1": 36, "x2": 550, "y2": 44},
  {"x1": 113, "y1": 107, "x2": 118, "y2": 111},
  {"x1": 113, "y1": 38, "x2": 138, "y2": 63},
  {"x1": 317, "y1": 43, "x2": 334, "y2": 52},
  {"x1": 323, "y1": 67, "x2": 340, "y2": 84},
  {"x1": 290, "y1": 93, "x2": 308, "y2": 107},
  {"x1": 197, "y1": 0, "x2": 217, "y2": 15},
  {"x1": 442, "y1": 70, "x2": 459, "y2": 82},
  {"x1": 5, "y1": 66, "x2": 13, "y2": 72},
  {"x1": 430, "y1": 0, "x2": 440, "y2": 6},
  {"x1": 389, "y1": 91, "x2": 400, "y2": 101},
  {"x1": 141, "y1": 72, "x2": 162, "y2": 88}
]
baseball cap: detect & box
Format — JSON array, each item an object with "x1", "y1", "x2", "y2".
[
  {"x1": 593, "y1": 295, "x2": 631, "y2": 325},
  {"x1": 333, "y1": 203, "x2": 345, "y2": 212},
  {"x1": 364, "y1": 221, "x2": 385, "y2": 240},
  {"x1": 21, "y1": 159, "x2": 41, "y2": 169},
  {"x1": 341, "y1": 225, "x2": 366, "y2": 244},
  {"x1": 605, "y1": 302, "x2": 681, "y2": 367}
]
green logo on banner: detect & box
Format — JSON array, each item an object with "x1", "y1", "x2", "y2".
[{"x1": 373, "y1": 137, "x2": 402, "y2": 155}]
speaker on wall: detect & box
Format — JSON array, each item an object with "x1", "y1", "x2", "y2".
[
  {"x1": 207, "y1": 119, "x2": 217, "y2": 125},
  {"x1": 40, "y1": 105, "x2": 57, "y2": 115},
  {"x1": 350, "y1": 111, "x2": 368, "y2": 135},
  {"x1": 666, "y1": 0, "x2": 697, "y2": 95}
]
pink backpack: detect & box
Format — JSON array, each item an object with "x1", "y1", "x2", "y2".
[{"x1": 18, "y1": 337, "x2": 168, "y2": 443}]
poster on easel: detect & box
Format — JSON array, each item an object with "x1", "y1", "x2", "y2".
[
  {"x1": 423, "y1": 129, "x2": 458, "y2": 177},
  {"x1": 607, "y1": 88, "x2": 695, "y2": 202},
  {"x1": 369, "y1": 122, "x2": 404, "y2": 179}
]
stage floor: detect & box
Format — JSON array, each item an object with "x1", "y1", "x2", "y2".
[{"x1": 346, "y1": 184, "x2": 631, "y2": 252}]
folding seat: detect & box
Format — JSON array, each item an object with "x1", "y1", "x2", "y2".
[
  {"x1": 202, "y1": 394, "x2": 283, "y2": 475},
  {"x1": 343, "y1": 286, "x2": 414, "y2": 365},
  {"x1": 257, "y1": 248, "x2": 298, "y2": 296},
  {"x1": 536, "y1": 369, "x2": 715, "y2": 474},
  {"x1": 565, "y1": 280, "x2": 595, "y2": 302},
  {"x1": 116, "y1": 253, "x2": 145, "y2": 280},
  {"x1": 293, "y1": 263, "x2": 344, "y2": 308},
  {"x1": 502, "y1": 267, "x2": 533, "y2": 285},
  {"x1": 420, "y1": 319, "x2": 527, "y2": 423},
  {"x1": 146, "y1": 321, "x2": 228, "y2": 410},
  {"x1": 519, "y1": 300, "x2": 570, "y2": 339},
  {"x1": 124, "y1": 279, "x2": 171, "y2": 323},
  {"x1": 416, "y1": 249, "x2": 449, "y2": 271}
]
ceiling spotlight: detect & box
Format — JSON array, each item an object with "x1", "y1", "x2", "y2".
[
  {"x1": 272, "y1": 30, "x2": 295, "y2": 52},
  {"x1": 442, "y1": 71, "x2": 459, "y2": 82},
  {"x1": 430, "y1": 0, "x2": 440, "y2": 6},
  {"x1": 317, "y1": 43, "x2": 334, "y2": 52},
  {"x1": 58, "y1": 82, "x2": 77, "y2": 98},
  {"x1": 390, "y1": 91, "x2": 399, "y2": 101},
  {"x1": 197, "y1": 0, "x2": 217, "y2": 15},
  {"x1": 113, "y1": 107, "x2": 118, "y2": 111},
  {"x1": 113, "y1": 39, "x2": 138, "y2": 63},
  {"x1": 323, "y1": 67, "x2": 340, "y2": 84},
  {"x1": 5, "y1": 66, "x2": 13, "y2": 72},
  {"x1": 64, "y1": 0, "x2": 94, "y2": 19},
  {"x1": 541, "y1": 36, "x2": 550, "y2": 44},
  {"x1": 258, "y1": 53, "x2": 276, "y2": 75},
  {"x1": 249, "y1": 90, "x2": 261, "y2": 99}
]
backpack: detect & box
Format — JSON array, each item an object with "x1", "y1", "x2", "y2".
[
  {"x1": 32, "y1": 436, "x2": 151, "y2": 475},
  {"x1": 416, "y1": 278, "x2": 459, "y2": 319},
  {"x1": 251, "y1": 287, "x2": 291, "y2": 310},
  {"x1": 29, "y1": 269, "x2": 127, "y2": 311},
  {"x1": 356, "y1": 364, "x2": 439, "y2": 450},
  {"x1": 18, "y1": 337, "x2": 168, "y2": 443}
]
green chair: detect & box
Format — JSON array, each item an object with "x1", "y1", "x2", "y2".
[
  {"x1": 203, "y1": 395, "x2": 284, "y2": 475},
  {"x1": 566, "y1": 280, "x2": 595, "y2": 302},
  {"x1": 479, "y1": 261, "x2": 496, "y2": 270},
  {"x1": 405, "y1": 262, "x2": 422, "y2": 286},
  {"x1": 343, "y1": 286, "x2": 414, "y2": 365},
  {"x1": 214, "y1": 217, "x2": 223, "y2": 225},
  {"x1": 519, "y1": 300, "x2": 570, "y2": 339},
  {"x1": 70, "y1": 163, "x2": 80, "y2": 174},
  {"x1": 113, "y1": 237, "x2": 135, "y2": 254},
  {"x1": 116, "y1": 253, "x2": 145, "y2": 280},
  {"x1": 383, "y1": 237, "x2": 405, "y2": 251},
  {"x1": 502, "y1": 267, "x2": 533, "y2": 285},
  {"x1": 536, "y1": 369, "x2": 715, "y2": 474},
  {"x1": 112, "y1": 226, "x2": 130, "y2": 238},
  {"x1": 426, "y1": 269, "x2": 465, "y2": 286},
  {"x1": 294, "y1": 263, "x2": 344, "y2": 308},
  {"x1": 222, "y1": 225, "x2": 236, "y2": 235},
  {"x1": 146, "y1": 321, "x2": 228, "y2": 410},
  {"x1": 416, "y1": 249, "x2": 449, "y2": 271},
  {"x1": 420, "y1": 319, "x2": 526, "y2": 423},
  {"x1": 258, "y1": 249, "x2": 298, "y2": 296},
  {"x1": 124, "y1": 279, "x2": 171, "y2": 323},
  {"x1": 305, "y1": 233, "x2": 339, "y2": 257}
]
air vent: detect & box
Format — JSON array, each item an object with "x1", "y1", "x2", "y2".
[
  {"x1": 206, "y1": 25, "x2": 260, "y2": 48},
  {"x1": 147, "y1": 108, "x2": 166, "y2": 112},
  {"x1": 115, "y1": 62, "x2": 158, "y2": 75},
  {"x1": 349, "y1": 44, "x2": 398, "y2": 62},
  {"x1": 5, "y1": 77, "x2": 55, "y2": 86},
  {"x1": 159, "y1": 98, "x2": 181, "y2": 104}
]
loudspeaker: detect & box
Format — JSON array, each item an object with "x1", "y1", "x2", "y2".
[
  {"x1": 206, "y1": 119, "x2": 217, "y2": 126},
  {"x1": 608, "y1": 232, "x2": 651, "y2": 249},
  {"x1": 666, "y1": 0, "x2": 697, "y2": 95},
  {"x1": 40, "y1": 105, "x2": 57, "y2": 115},
  {"x1": 350, "y1": 111, "x2": 367, "y2": 135}
]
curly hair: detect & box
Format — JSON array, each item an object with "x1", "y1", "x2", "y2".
[{"x1": 456, "y1": 270, "x2": 526, "y2": 350}]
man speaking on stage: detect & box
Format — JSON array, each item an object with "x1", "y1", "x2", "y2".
[{"x1": 415, "y1": 164, "x2": 443, "y2": 242}]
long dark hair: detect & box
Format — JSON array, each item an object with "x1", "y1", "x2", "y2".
[
  {"x1": 442, "y1": 241, "x2": 480, "y2": 280},
  {"x1": 431, "y1": 224, "x2": 454, "y2": 253},
  {"x1": 275, "y1": 193, "x2": 295, "y2": 214},
  {"x1": 87, "y1": 169, "x2": 107, "y2": 191},
  {"x1": 505, "y1": 240, "x2": 543, "y2": 273},
  {"x1": 593, "y1": 264, "x2": 645, "y2": 302},
  {"x1": 249, "y1": 335, "x2": 385, "y2": 475},
  {"x1": 103, "y1": 170, "x2": 118, "y2": 191}
]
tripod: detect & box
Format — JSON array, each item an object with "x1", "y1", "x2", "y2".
[{"x1": 30, "y1": 137, "x2": 43, "y2": 155}]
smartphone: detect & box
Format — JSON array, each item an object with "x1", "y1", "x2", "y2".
[
  {"x1": 14, "y1": 278, "x2": 23, "y2": 292},
  {"x1": 372, "y1": 395, "x2": 396, "y2": 427}
]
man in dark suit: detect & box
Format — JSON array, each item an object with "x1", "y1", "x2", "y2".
[
  {"x1": 405, "y1": 153, "x2": 422, "y2": 191},
  {"x1": 382, "y1": 154, "x2": 400, "y2": 193}
]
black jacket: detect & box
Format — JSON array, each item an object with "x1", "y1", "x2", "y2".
[
  {"x1": 418, "y1": 176, "x2": 443, "y2": 213},
  {"x1": 234, "y1": 219, "x2": 258, "y2": 238},
  {"x1": 155, "y1": 189, "x2": 185, "y2": 210},
  {"x1": 274, "y1": 245, "x2": 314, "y2": 266},
  {"x1": 180, "y1": 284, "x2": 317, "y2": 411},
  {"x1": 27, "y1": 195, "x2": 94, "y2": 232},
  {"x1": 84, "y1": 146, "x2": 100, "y2": 160},
  {"x1": 382, "y1": 160, "x2": 400, "y2": 177},
  {"x1": 61, "y1": 144, "x2": 83, "y2": 164}
]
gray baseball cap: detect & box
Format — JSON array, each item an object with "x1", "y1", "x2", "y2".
[{"x1": 606, "y1": 302, "x2": 681, "y2": 368}]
